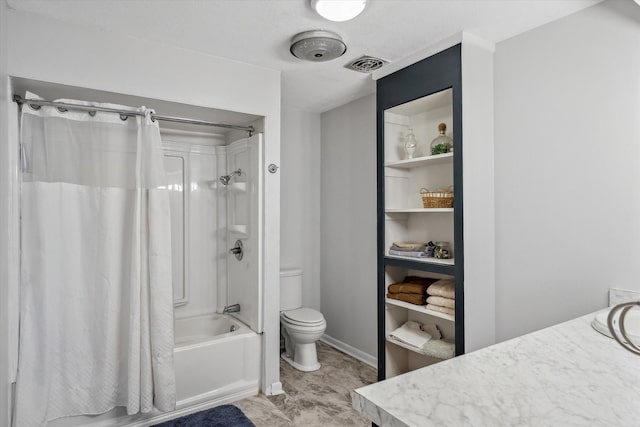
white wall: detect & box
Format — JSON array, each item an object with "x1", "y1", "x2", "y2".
[
  {"x1": 0, "y1": 1, "x2": 12, "y2": 424},
  {"x1": 6, "y1": 12, "x2": 278, "y2": 117},
  {"x1": 320, "y1": 94, "x2": 377, "y2": 362},
  {"x1": 494, "y1": 0, "x2": 640, "y2": 342},
  {"x1": 461, "y1": 35, "x2": 496, "y2": 352},
  {"x1": 280, "y1": 107, "x2": 321, "y2": 311},
  {"x1": 3, "y1": 8, "x2": 283, "y2": 395}
]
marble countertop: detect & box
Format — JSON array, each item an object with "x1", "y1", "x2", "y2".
[{"x1": 352, "y1": 312, "x2": 640, "y2": 426}]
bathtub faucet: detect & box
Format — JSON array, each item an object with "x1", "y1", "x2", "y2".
[{"x1": 223, "y1": 304, "x2": 241, "y2": 314}]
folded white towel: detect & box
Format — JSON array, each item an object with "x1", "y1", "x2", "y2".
[
  {"x1": 389, "y1": 249, "x2": 427, "y2": 258},
  {"x1": 392, "y1": 241, "x2": 425, "y2": 249},
  {"x1": 427, "y1": 304, "x2": 455, "y2": 316},
  {"x1": 420, "y1": 323, "x2": 442, "y2": 340},
  {"x1": 426, "y1": 295, "x2": 455, "y2": 309},
  {"x1": 427, "y1": 279, "x2": 455, "y2": 299},
  {"x1": 389, "y1": 321, "x2": 440, "y2": 349}
]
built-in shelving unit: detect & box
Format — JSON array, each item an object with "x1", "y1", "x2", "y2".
[
  {"x1": 377, "y1": 44, "x2": 464, "y2": 381},
  {"x1": 373, "y1": 33, "x2": 496, "y2": 383}
]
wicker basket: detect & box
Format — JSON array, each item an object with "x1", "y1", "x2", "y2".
[{"x1": 420, "y1": 187, "x2": 453, "y2": 208}]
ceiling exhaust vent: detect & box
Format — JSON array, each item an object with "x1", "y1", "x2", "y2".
[{"x1": 345, "y1": 55, "x2": 388, "y2": 73}]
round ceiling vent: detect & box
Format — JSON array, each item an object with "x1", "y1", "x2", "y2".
[{"x1": 290, "y1": 30, "x2": 347, "y2": 62}]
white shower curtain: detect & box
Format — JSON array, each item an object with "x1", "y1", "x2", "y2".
[{"x1": 15, "y1": 93, "x2": 176, "y2": 426}]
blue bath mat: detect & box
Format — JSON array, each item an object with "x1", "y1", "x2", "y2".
[{"x1": 153, "y1": 405, "x2": 255, "y2": 427}]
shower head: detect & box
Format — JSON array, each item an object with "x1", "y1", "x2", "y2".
[{"x1": 220, "y1": 168, "x2": 242, "y2": 186}]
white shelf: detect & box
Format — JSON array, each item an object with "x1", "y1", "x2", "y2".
[
  {"x1": 228, "y1": 182, "x2": 247, "y2": 192},
  {"x1": 384, "y1": 152, "x2": 453, "y2": 169},
  {"x1": 385, "y1": 298, "x2": 455, "y2": 322},
  {"x1": 385, "y1": 208, "x2": 453, "y2": 213},
  {"x1": 386, "y1": 336, "x2": 455, "y2": 360},
  {"x1": 229, "y1": 225, "x2": 247, "y2": 236},
  {"x1": 386, "y1": 254, "x2": 454, "y2": 267}
]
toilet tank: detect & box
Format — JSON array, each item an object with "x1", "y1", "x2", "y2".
[{"x1": 280, "y1": 268, "x2": 303, "y2": 311}]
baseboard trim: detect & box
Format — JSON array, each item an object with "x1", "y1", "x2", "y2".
[
  {"x1": 266, "y1": 381, "x2": 284, "y2": 396},
  {"x1": 320, "y1": 334, "x2": 377, "y2": 368}
]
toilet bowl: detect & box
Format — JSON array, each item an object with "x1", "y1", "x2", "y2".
[{"x1": 280, "y1": 268, "x2": 326, "y2": 372}]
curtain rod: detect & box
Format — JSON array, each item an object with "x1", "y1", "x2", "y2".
[{"x1": 12, "y1": 95, "x2": 255, "y2": 136}]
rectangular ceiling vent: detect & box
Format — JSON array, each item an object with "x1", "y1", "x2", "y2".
[{"x1": 344, "y1": 55, "x2": 388, "y2": 73}]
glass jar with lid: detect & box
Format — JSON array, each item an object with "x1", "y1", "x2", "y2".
[
  {"x1": 403, "y1": 128, "x2": 418, "y2": 159},
  {"x1": 430, "y1": 123, "x2": 453, "y2": 155}
]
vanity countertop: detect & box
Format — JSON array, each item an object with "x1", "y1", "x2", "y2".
[{"x1": 352, "y1": 312, "x2": 640, "y2": 426}]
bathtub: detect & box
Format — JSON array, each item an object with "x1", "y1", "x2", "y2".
[
  {"x1": 173, "y1": 313, "x2": 261, "y2": 408},
  {"x1": 49, "y1": 313, "x2": 261, "y2": 427}
]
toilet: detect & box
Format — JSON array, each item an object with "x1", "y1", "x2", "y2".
[{"x1": 280, "y1": 268, "x2": 327, "y2": 372}]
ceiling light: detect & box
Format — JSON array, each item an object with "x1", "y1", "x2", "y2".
[
  {"x1": 311, "y1": 0, "x2": 368, "y2": 22},
  {"x1": 290, "y1": 30, "x2": 347, "y2": 62}
]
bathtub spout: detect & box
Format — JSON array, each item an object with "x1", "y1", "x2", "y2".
[{"x1": 223, "y1": 304, "x2": 241, "y2": 314}]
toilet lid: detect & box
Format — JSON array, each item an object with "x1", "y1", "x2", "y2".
[{"x1": 282, "y1": 308, "x2": 325, "y2": 325}]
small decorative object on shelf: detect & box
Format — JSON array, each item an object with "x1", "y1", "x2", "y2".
[
  {"x1": 434, "y1": 241, "x2": 451, "y2": 259},
  {"x1": 420, "y1": 187, "x2": 453, "y2": 208},
  {"x1": 425, "y1": 241, "x2": 437, "y2": 257},
  {"x1": 403, "y1": 128, "x2": 418, "y2": 159},
  {"x1": 430, "y1": 123, "x2": 453, "y2": 155}
]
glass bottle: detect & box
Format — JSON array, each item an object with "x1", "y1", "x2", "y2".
[
  {"x1": 403, "y1": 128, "x2": 417, "y2": 159},
  {"x1": 430, "y1": 123, "x2": 453, "y2": 155}
]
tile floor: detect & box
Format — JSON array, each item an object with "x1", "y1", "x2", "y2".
[{"x1": 234, "y1": 341, "x2": 377, "y2": 426}]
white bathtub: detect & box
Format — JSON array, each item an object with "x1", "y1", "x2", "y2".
[
  {"x1": 49, "y1": 313, "x2": 261, "y2": 427},
  {"x1": 173, "y1": 313, "x2": 261, "y2": 408}
]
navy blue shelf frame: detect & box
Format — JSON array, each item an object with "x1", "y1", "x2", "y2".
[
  {"x1": 384, "y1": 257, "x2": 455, "y2": 276},
  {"x1": 376, "y1": 44, "x2": 464, "y2": 381}
]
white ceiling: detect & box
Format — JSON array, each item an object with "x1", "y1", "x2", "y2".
[{"x1": 8, "y1": 0, "x2": 602, "y2": 113}]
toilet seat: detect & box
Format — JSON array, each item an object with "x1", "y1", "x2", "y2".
[{"x1": 281, "y1": 308, "x2": 325, "y2": 327}]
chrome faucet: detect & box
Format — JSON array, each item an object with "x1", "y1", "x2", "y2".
[{"x1": 223, "y1": 304, "x2": 241, "y2": 314}]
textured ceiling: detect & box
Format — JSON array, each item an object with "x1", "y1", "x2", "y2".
[{"x1": 7, "y1": 0, "x2": 602, "y2": 113}]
